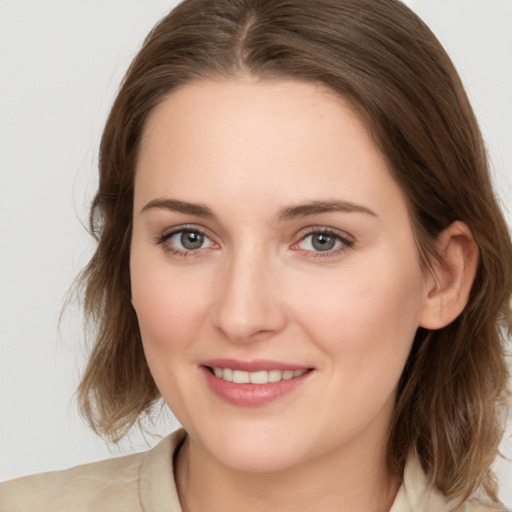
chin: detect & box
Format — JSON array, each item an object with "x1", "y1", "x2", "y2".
[
  {"x1": 191, "y1": 421, "x2": 313, "y2": 473},
  {"x1": 213, "y1": 441, "x2": 306, "y2": 474}
]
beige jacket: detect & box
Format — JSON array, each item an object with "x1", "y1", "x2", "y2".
[{"x1": 0, "y1": 429, "x2": 505, "y2": 511}]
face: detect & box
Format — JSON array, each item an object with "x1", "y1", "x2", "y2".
[{"x1": 130, "y1": 78, "x2": 430, "y2": 473}]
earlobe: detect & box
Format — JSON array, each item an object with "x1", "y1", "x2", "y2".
[{"x1": 419, "y1": 221, "x2": 479, "y2": 330}]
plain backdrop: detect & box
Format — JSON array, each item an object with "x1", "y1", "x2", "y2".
[{"x1": 1, "y1": 0, "x2": 511, "y2": 505}]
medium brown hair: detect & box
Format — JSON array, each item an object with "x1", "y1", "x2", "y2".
[{"x1": 78, "y1": 0, "x2": 512, "y2": 504}]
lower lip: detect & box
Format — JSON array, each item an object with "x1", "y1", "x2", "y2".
[{"x1": 201, "y1": 366, "x2": 313, "y2": 407}]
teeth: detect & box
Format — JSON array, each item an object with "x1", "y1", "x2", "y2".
[
  {"x1": 249, "y1": 370, "x2": 268, "y2": 384},
  {"x1": 268, "y1": 369, "x2": 282, "y2": 382},
  {"x1": 211, "y1": 367, "x2": 307, "y2": 384},
  {"x1": 232, "y1": 370, "x2": 250, "y2": 384}
]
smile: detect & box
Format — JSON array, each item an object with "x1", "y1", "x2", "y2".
[
  {"x1": 209, "y1": 367, "x2": 308, "y2": 384},
  {"x1": 201, "y1": 362, "x2": 314, "y2": 407}
]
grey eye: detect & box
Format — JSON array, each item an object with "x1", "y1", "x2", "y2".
[
  {"x1": 180, "y1": 230, "x2": 205, "y2": 250},
  {"x1": 310, "y1": 233, "x2": 337, "y2": 251},
  {"x1": 296, "y1": 230, "x2": 352, "y2": 254},
  {"x1": 161, "y1": 227, "x2": 215, "y2": 255}
]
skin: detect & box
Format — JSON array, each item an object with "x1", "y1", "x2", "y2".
[{"x1": 130, "y1": 77, "x2": 477, "y2": 511}]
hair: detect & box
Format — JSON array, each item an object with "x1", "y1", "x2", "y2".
[{"x1": 77, "y1": 0, "x2": 512, "y2": 505}]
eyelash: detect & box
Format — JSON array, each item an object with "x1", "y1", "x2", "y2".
[
  {"x1": 293, "y1": 228, "x2": 355, "y2": 258},
  {"x1": 155, "y1": 226, "x2": 354, "y2": 259},
  {"x1": 155, "y1": 225, "x2": 214, "y2": 258}
]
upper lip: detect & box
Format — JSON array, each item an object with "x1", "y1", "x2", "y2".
[{"x1": 201, "y1": 358, "x2": 311, "y2": 372}]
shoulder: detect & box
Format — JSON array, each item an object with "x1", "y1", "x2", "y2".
[
  {"x1": 395, "y1": 454, "x2": 509, "y2": 512},
  {"x1": 0, "y1": 451, "x2": 144, "y2": 512},
  {"x1": 0, "y1": 431, "x2": 184, "y2": 512},
  {"x1": 459, "y1": 500, "x2": 509, "y2": 512}
]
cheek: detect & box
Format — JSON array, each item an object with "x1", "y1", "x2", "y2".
[
  {"x1": 130, "y1": 258, "x2": 212, "y2": 357},
  {"x1": 130, "y1": 258, "x2": 216, "y2": 414},
  {"x1": 294, "y1": 252, "x2": 425, "y2": 382}
]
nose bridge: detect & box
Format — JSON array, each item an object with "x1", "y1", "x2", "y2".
[{"x1": 213, "y1": 241, "x2": 285, "y2": 343}]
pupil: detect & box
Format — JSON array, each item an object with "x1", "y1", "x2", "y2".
[
  {"x1": 181, "y1": 231, "x2": 204, "y2": 250},
  {"x1": 312, "y1": 233, "x2": 335, "y2": 251}
]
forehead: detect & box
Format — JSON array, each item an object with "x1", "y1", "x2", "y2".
[
  {"x1": 134, "y1": 77, "x2": 407, "y2": 221},
  {"x1": 140, "y1": 77, "x2": 367, "y2": 151}
]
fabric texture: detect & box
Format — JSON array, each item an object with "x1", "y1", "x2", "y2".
[{"x1": 0, "y1": 429, "x2": 505, "y2": 511}]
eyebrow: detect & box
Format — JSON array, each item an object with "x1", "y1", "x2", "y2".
[
  {"x1": 140, "y1": 198, "x2": 377, "y2": 220},
  {"x1": 141, "y1": 198, "x2": 215, "y2": 218},
  {"x1": 278, "y1": 200, "x2": 377, "y2": 220}
]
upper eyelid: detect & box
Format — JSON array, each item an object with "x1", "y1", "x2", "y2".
[
  {"x1": 156, "y1": 224, "x2": 355, "y2": 248},
  {"x1": 161, "y1": 224, "x2": 211, "y2": 239},
  {"x1": 296, "y1": 226, "x2": 354, "y2": 241}
]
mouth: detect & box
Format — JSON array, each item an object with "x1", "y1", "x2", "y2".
[
  {"x1": 206, "y1": 366, "x2": 309, "y2": 384},
  {"x1": 200, "y1": 360, "x2": 314, "y2": 407}
]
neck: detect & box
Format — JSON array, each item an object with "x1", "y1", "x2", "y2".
[{"x1": 175, "y1": 431, "x2": 400, "y2": 512}]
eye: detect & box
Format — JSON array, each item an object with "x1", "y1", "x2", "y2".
[
  {"x1": 295, "y1": 229, "x2": 354, "y2": 255},
  {"x1": 173, "y1": 229, "x2": 207, "y2": 250},
  {"x1": 157, "y1": 227, "x2": 216, "y2": 256}
]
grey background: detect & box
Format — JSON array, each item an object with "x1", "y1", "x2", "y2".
[{"x1": 1, "y1": 0, "x2": 511, "y2": 504}]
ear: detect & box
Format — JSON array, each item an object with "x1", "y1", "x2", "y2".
[{"x1": 419, "y1": 221, "x2": 479, "y2": 330}]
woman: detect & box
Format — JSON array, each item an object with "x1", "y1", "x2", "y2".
[{"x1": 1, "y1": 0, "x2": 511, "y2": 510}]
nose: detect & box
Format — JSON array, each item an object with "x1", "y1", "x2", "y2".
[{"x1": 212, "y1": 248, "x2": 287, "y2": 344}]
